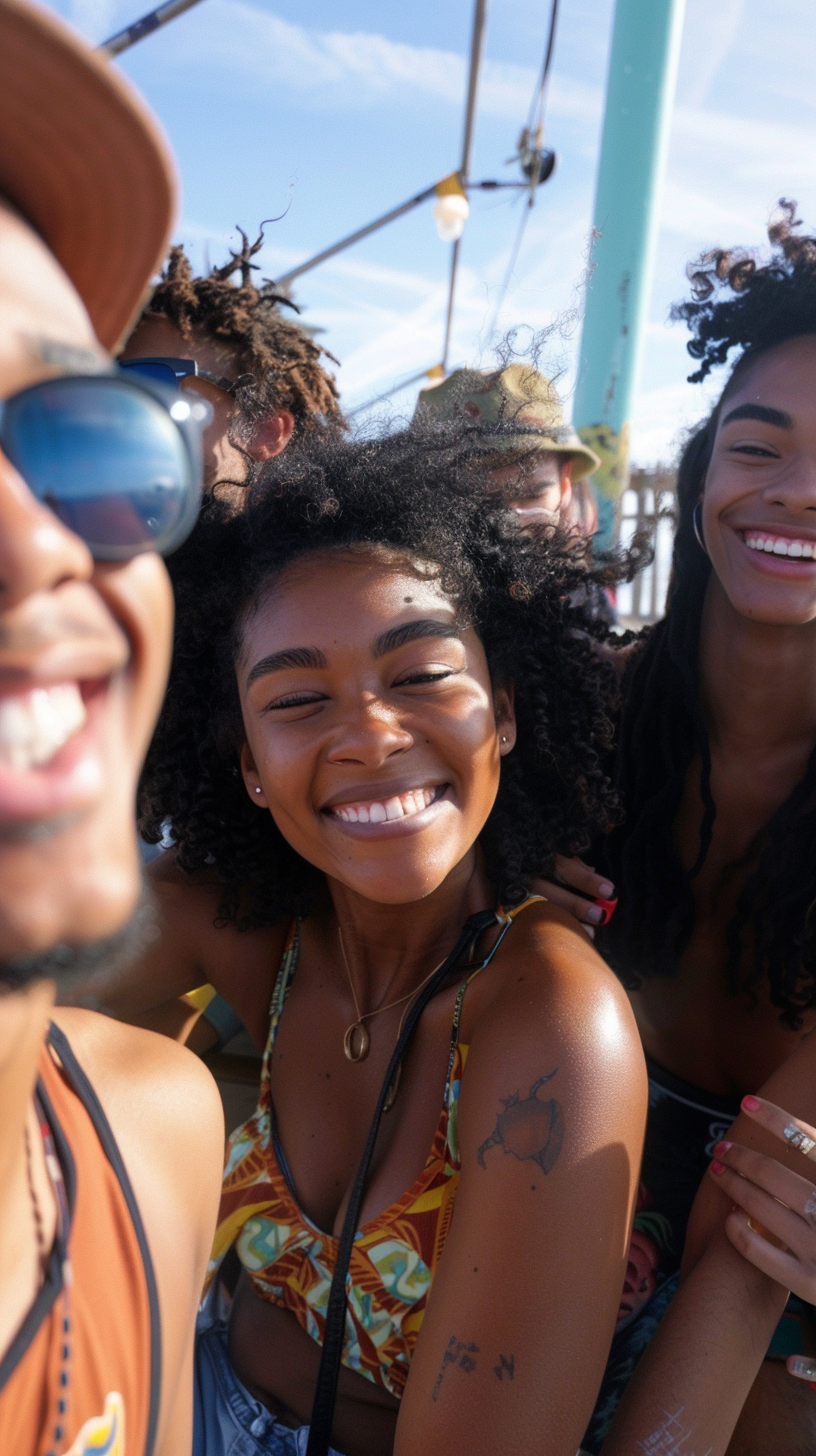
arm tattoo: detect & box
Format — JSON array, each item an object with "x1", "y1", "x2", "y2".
[
  {"x1": 432, "y1": 1336, "x2": 481, "y2": 1402},
  {"x1": 477, "y1": 1069, "x2": 564, "y2": 1175},
  {"x1": 432, "y1": 1338, "x2": 517, "y2": 1403},
  {"x1": 638, "y1": 1408, "x2": 712, "y2": 1456},
  {"x1": 494, "y1": 1353, "x2": 515, "y2": 1382}
]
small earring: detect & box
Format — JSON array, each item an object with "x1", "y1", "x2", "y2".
[
  {"x1": 501, "y1": 735, "x2": 507, "y2": 744},
  {"x1": 693, "y1": 501, "x2": 707, "y2": 555},
  {"x1": 254, "y1": 786, "x2": 262, "y2": 794}
]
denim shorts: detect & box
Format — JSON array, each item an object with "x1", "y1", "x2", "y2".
[{"x1": 193, "y1": 1315, "x2": 343, "y2": 1456}]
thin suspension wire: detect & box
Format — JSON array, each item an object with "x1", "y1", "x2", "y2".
[
  {"x1": 527, "y1": 0, "x2": 561, "y2": 136},
  {"x1": 487, "y1": 0, "x2": 560, "y2": 346},
  {"x1": 486, "y1": 198, "x2": 533, "y2": 345}
]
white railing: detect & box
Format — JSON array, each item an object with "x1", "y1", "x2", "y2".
[{"x1": 613, "y1": 469, "x2": 676, "y2": 627}]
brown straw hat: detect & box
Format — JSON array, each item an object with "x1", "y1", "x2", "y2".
[{"x1": 0, "y1": 0, "x2": 177, "y2": 349}]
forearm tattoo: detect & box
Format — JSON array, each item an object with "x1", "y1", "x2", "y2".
[
  {"x1": 477, "y1": 1069, "x2": 564, "y2": 1176},
  {"x1": 638, "y1": 1408, "x2": 712, "y2": 1456},
  {"x1": 493, "y1": 1353, "x2": 515, "y2": 1382},
  {"x1": 432, "y1": 1336, "x2": 480, "y2": 1402},
  {"x1": 432, "y1": 1337, "x2": 517, "y2": 1402}
]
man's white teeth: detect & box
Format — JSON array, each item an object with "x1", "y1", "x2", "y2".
[
  {"x1": 746, "y1": 534, "x2": 814, "y2": 559},
  {"x1": 333, "y1": 786, "x2": 437, "y2": 824},
  {"x1": 0, "y1": 684, "x2": 86, "y2": 771}
]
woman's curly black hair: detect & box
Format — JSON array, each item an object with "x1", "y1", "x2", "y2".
[
  {"x1": 598, "y1": 203, "x2": 816, "y2": 1026},
  {"x1": 139, "y1": 428, "x2": 630, "y2": 928}
]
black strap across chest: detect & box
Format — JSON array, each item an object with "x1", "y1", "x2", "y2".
[{"x1": 305, "y1": 906, "x2": 507, "y2": 1456}]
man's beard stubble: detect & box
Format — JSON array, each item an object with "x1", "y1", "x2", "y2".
[{"x1": 0, "y1": 879, "x2": 158, "y2": 1000}]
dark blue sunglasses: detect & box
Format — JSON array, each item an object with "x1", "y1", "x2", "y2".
[
  {"x1": 120, "y1": 356, "x2": 253, "y2": 396},
  {"x1": 0, "y1": 371, "x2": 205, "y2": 561}
]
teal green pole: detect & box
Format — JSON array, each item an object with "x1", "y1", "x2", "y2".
[{"x1": 573, "y1": 0, "x2": 687, "y2": 547}]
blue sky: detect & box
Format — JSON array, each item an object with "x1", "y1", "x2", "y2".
[{"x1": 46, "y1": 0, "x2": 816, "y2": 464}]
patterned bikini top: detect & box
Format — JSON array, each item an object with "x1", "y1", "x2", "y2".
[{"x1": 208, "y1": 898, "x2": 541, "y2": 1399}]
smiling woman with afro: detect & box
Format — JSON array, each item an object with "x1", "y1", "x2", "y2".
[
  {"x1": 121, "y1": 424, "x2": 646, "y2": 1456},
  {"x1": 139, "y1": 427, "x2": 629, "y2": 924}
]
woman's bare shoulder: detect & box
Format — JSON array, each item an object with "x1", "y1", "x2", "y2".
[
  {"x1": 457, "y1": 900, "x2": 646, "y2": 1185},
  {"x1": 499, "y1": 899, "x2": 633, "y2": 1009},
  {"x1": 475, "y1": 899, "x2": 643, "y2": 1084},
  {"x1": 146, "y1": 849, "x2": 288, "y2": 991}
]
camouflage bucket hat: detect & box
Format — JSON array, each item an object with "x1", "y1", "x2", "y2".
[{"x1": 413, "y1": 364, "x2": 600, "y2": 480}]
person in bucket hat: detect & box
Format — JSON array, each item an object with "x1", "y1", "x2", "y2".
[{"x1": 414, "y1": 363, "x2": 600, "y2": 531}]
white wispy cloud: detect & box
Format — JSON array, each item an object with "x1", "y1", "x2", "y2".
[{"x1": 146, "y1": 0, "x2": 602, "y2": 127}]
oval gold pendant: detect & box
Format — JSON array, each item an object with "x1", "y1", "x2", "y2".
[{"x1": 343, "y1": 1021, "x2": 370, "y2": 1062}]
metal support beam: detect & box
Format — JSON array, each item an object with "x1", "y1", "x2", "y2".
[
  {"x1": 275, "y1": 183, "x2": 438, "y2": 289},
  {"x1": 347, "y1": 364, "x2": 443, "y2": 419},
  {"x1": 100, "y1": 0, "x2": 206, "y2": 58},
  {"x1": 573, "y1": 0, "x2": 687, "y2": 546},
  {"x1": 274, "y1": 179, "x2": 523, "y2": 291}
]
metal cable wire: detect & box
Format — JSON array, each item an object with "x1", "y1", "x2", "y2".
[
  {"x1": 527, "y1": 0, "x2": 561, "y2": 136},
  {"x1": 486, "y1": 195, "x2": 534, "y2": 344},
  {"x1": 487, "y1": 0, "x2": 561, "y2": 346}
]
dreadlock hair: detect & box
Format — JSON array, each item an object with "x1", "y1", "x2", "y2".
[
  {"x1": 139, "y1": 428, "x2": 628, "y2": 928},
  {"x1": 599, "y1": 202, "x2": 816, "y2": 1027},
  {"x1": 133, "y1": 228, "x2": 344, "y2": 435}
]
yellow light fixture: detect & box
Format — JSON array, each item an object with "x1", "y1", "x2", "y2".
[{"x1": 433, "y1": 172, "x2": 469, "y2": 243}]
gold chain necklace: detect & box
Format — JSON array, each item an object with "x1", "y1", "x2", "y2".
[{"x1": 338, "y1": 925, "x2": 445, "y2": 1063}]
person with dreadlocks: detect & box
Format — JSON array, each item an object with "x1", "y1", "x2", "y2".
[
  {"x1": 100, "y1": 428, "x2": 646, "y2": 1456},
  {"x1": 122, "y1": 230, "x2": 348, "y2": 1053},
  {"x1": 120, "y1": 227, "x2": 345, "y2": 502},
  {"x1": 547, "y1": 203, "x2": 816, "y2": 1455}
]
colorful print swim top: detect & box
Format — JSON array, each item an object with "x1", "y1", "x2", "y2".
[{"x1": 209, "y1": 898, "x2": 541, "y2": 1399}]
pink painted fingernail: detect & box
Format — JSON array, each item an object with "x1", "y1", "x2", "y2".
[
  {"x1": 710, "y1": 1159, "x2": 725, "y2": 1175},
  {"x1": 586, "y1": 904, "x2": 604, "y2": 923},
  {"x1": 742, "y1": 1095, "x2": 761, "y2": 1112},
  {"x1": 597, "y1": 881, "x2": 615, "y2": 899},
  {"x1": 713, "y1": 1141, "x2": 732, "y2": 1158}
]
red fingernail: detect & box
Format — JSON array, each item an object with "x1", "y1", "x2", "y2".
[
  {"x1": 711, "y1": 1159, "x2": 725, "y2": 1174},
  {"x1": 593, "y1": 895, "x2": 618, "y2": 924},
  {"x1": 713, "y1": 1141, "x2": 732, "y2": 1158},
  {"x1": 742, "y1": 1095, "x2": 761, "y2": 1112}
]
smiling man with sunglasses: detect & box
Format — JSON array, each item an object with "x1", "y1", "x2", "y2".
[{"x1": 0, "y1": 3, "x2": 223, "y2": 1454}]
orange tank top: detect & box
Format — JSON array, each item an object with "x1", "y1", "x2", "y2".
[{"x1": 0, "y1": 1023, "x2": 161, "y2": 1456}]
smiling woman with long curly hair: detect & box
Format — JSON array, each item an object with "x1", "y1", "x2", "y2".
[
  {"x1": 108, "y1": 427, "x2": 646, "y2": 1456},
  {"x1": 537, "y1": 204, "x2": 816, "y2": 1456}
]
